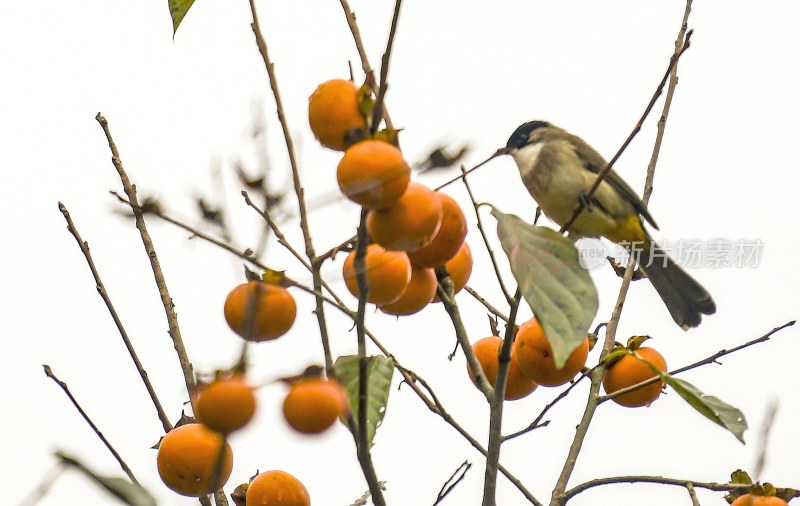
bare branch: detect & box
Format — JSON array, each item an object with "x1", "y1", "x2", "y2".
[
  {"x1": 43, "y1": 365, "x2": 139, "y2": 485},
  {"x1": 370, "y1": 0, "x2": 403, "y2": 134},
  {"x1": 247, "y1": 0, "x2": 314, "y2": 262},
  {"x1": 95, "y1": 113, "x2": 198, "y2": 410},
  {"x1": 565, "y1": 475, "x2": 750, "y2": 500},
  {"x1": 59, "y1": 202, "x2": 171, "y2": 433},
  {"x1": 433, "y1": 460, "x2": 472, "y2": 505},
  {"x1": 434, "y1": 149, "x2": 507, "y2": 192},
  {"x1": 460, "y1": 167, "x2": 512, "y2": 304},
  {"x1": 338, "y1": 0, "x2": 394, "y2": 128},
  {"x1": 597, "y1": 320, "x2": 796, "y2": 404},
  {"x1": 464, "y1": 286, "x2": 509, "y2": 323}
]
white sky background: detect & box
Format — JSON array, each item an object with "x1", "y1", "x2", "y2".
[{"x1": 2, "y1": 1, "x2": 800, "y2": 505}]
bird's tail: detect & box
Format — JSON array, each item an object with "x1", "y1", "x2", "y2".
[{"x1": 633, "y1": 235, "x2": 716, "y2": 329}]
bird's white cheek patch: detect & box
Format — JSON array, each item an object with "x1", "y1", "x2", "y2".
[{"x1": 512, "y1": 143, "x2": 545, "y2": 178}]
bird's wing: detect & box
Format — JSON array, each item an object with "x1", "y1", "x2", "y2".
[{"x1": 570, "y1": 136, "x2": 659, "y2": 230}]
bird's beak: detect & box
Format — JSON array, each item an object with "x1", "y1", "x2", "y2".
[{"x1": 496, "y1": 146, "x2": 512, "y2": 156}]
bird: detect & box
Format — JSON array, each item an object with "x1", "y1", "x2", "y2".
[{"x1": 504, "y1": 120, "x2": 715, "y2": 329}]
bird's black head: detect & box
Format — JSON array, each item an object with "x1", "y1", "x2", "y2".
[{"x1": 505, "y1": 120, "x2": 550, "y2": 150}]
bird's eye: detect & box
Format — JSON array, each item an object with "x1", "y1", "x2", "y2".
[{"x1": 506, "y1": 120, "x2": 548, "y2": 150}]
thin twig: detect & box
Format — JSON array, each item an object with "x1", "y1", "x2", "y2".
[
  {"x1": 58, "y1": 202, "x2": 172, "y2": 433},
  {"x1": 464, "y1": 286, "x2": 509, "y2": 323},
  {"x1": 395, "y1": 365, "x2": 543, "y2": 506},
  {"x1": 565, "y1": 475, "x2": 750, "y2": 500},
  {"x1": 112, "y1": 191, "x2": 350, "y2": 347},
  {"x1": 241, "y1": 191, "x2": 313, "y2": 271},
  {"x1": 111, "y1": 191, "x2": 259, "y2": 268},
  {"x1": 247, "y1": 0, "x2": 313, "y2": 261},
  {"x1": 370, "y1": 0, "x2": 403, "y2": 134},
  {"x1": 558, "y1": 29, "x2": 694, "y2": 234},
  {"x1": 338, "y1": 0, "x2": 393, "y2": 128},
  {"x1": 597, "y1": 320, "x2": 796, "y2": 404},
  {"x1": 433, "y1": 460, "x2": 472, "y2": 505},
  {"x1": 434, "y1": 149, "x2": 507, "y2": 192},
  {"x1": 315, "y1": 233, "x2": 357, "y2": 265},
  {"x1": 95, "y1": 113, "x2": 198, "y2": 410},
  {"x1": 503, "y1": 370, "x2": 592, "y2": 442},
  {"x1": 644, "y1": 0, "x2": 693, "y2": 203},
  {"x1": 43, "y1": 365, "x2": 139, "y2": 485},
  {"x1": 461, "y1": 167, "x2": 512, "y2": 304}
]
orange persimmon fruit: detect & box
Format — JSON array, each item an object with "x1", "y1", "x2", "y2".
[
  {"x1": 468, "y1": 336, "x2": 538, "y2": 400},
  {"x1": 156, "y1": 423, "x2": 233, "y2": 497},
  {"x1": 223, "y1": 281, "x2": 296, "y2": 342},
  {"x1": 308, "y1": 79, "x2": 366, "y2": 151},
  {"x1": 512, "y1": 317, "x2": 589, "y2": 387},
  {"x1": 337, "y1": 140, "x2": 410, "y2": 209}
]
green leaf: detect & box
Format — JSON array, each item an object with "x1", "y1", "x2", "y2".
[
  {"x1": 657, "y1": 373, "x2": 748, "y2": 443},
  {"x1": 56, "y1": 452, "x2": 157, "y2": 506},
  {"x1": 776, "y1": 487, "x2": 800, "y2": 502},
  {"x1": 168, "y1": 0, "x2": 196, "y2": 35},
  {"x1": 730, "y1": 470, "x2": 753, "y2": 485},
  {"x1": 334, "y1": 355, "x2": 393, "y2": 447},
  {"x1": 493, "y1": 209, "x2": 598, "y2": 367}
]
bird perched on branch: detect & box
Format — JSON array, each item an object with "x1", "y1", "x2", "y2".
[{"x1": 505, "y1": 120, "x2": 715, "y2": 329}]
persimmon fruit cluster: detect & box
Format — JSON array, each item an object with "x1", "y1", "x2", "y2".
[{"x1": 308, "y1": 79, "x2": 471, "y2": 314}]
